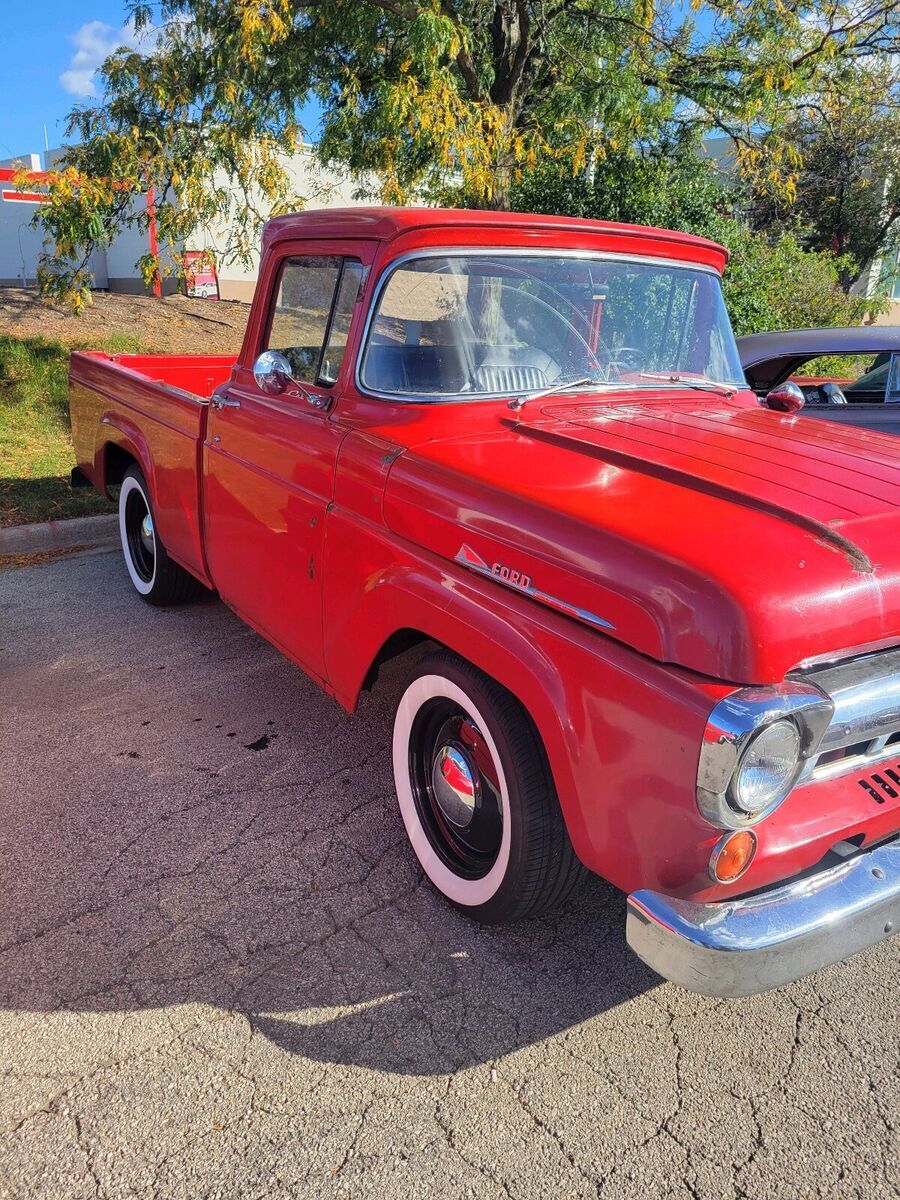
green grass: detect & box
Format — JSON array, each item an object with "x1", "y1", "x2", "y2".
[{"x1": 0, "y1": 332, "x2": 143, "y2": 527}]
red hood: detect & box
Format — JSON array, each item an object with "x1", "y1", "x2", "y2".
[{"x1": 382, "y1": 392, "x2": 900, "y2": 683}]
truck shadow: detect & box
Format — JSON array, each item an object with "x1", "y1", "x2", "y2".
[
  {"x1": 1, "y1": 557, "x2": 660, "y2": 1077},
  {"x1": 237, "y1": 874, "x2": 658, "y2": 1074}
]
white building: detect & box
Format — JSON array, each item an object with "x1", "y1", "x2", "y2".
[{"x1": 0, "y1": 147, "x2": 372, "y2": 300}]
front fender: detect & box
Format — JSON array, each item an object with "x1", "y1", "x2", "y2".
[{"x1": 323, "y1": 511, "x2": 719, "y2": 895}]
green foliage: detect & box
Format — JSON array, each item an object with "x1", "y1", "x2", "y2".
[
  {"x1": 30, "y1": 1, "x2": 900, "y2": 308},
  {"x1": 748, "y1": 64, "x2": 900, "y2": 288},
  {"x1": 510, "y1": 154, "x2": 886, "y2": 336},
  {"x1": 0, "y1": 334, "x2": 134, "y2": 526},
  {"x1": 711, "y1": 225, "x2": 884, "y2": 336},
  {"x1": 509, "y1": 146, "x2": 730, "y2": 233}
]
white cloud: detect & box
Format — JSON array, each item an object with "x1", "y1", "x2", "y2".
[{"x1": 59, "y1": 19, "x2": 140, "y2": 98}]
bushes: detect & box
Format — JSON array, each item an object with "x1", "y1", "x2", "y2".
[{"x1": 508, "y1": 157, "x2": 886, "y2": 336}]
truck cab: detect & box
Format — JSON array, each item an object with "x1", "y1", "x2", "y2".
[{"x1": 69, "y1": 208, "x2": 900, "y2": 996}]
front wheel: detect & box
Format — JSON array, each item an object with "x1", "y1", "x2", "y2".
[
  {"x1": 118, "y1": 466, "x2": 203, "y2": 606},
  {"x1": 392, "y1": 651, "x2": 585, "y2": 923}
]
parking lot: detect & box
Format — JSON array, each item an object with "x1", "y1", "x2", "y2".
[{"x1": 1, "y1": 545, "x2": 897, "y2": 1199}]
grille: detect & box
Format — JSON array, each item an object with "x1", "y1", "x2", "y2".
[
  {"x1": 859, "y1": 771, "x2": 900, "y2": 804},
  {"x1": 807, "y1": 730, "x2": 900, "y2": 781},
  {"x1": 797, "y1": 646, "x2": 900, "y2": 793}
]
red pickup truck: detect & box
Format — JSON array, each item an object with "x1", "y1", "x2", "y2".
[{"x1": 70, "y1": 207, "x2": 900, "y2": 996}]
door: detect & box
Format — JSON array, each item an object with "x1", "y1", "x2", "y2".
[{"x1": 203, "y1": 244, "x2": 370, "y2": 679}]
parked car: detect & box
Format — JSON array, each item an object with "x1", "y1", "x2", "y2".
[
  {"x1": 738, "y1": 326, "x2": 900, "y2": 433},
  {"x1": 69, "y1": 208, "x2": 900, "y2": 997}
]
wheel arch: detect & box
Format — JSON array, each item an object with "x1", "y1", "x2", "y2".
[
  {"x1": 326, "y1": 566, "x2": 588, "y2": 858},
  {"x1": 95, "y1": 420, "x2": 155, "y2": 500}
]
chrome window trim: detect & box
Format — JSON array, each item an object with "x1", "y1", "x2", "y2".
[
  {"x1": 354, "y1": 247, "x2": 727, "y2": 405},
  {"x1": 697, "y1": 683, "x2": 834, "y2": 830}
]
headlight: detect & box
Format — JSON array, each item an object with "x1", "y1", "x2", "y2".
[
  {"x1": 696, "y1": 684, "x2": 833, "y2": 830},
  {"x1": 730, "y1": 720, "x2": 801, "y2": 816}
]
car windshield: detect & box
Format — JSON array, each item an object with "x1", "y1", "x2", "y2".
[{"x1": 360, "y1": 252, "x2": 744, "y2": 399}]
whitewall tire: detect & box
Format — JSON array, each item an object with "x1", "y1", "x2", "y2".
[
  {"x1": 391, "y1": 651, "x2": 585, "y2": 923},
  {"x1": 117, "y1": 465, "x2": 203, "y2": 606},
  {"x1": 119, "y1": 472, "x2": 158, "y2": 596}
]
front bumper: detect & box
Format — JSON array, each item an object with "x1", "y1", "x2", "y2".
[{"x1": 626, "y1": 839, "x2": 899, "y2": 997}]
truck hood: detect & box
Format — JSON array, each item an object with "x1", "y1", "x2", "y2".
[{"x1": 382, "y1": 393, "x2": 900, "y2": 683}]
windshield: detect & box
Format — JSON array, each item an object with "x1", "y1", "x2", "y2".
[{"x1": 360, "y1": 252, "x2": 744, "y2": 399}]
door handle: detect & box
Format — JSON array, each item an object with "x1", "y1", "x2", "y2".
[{"x1": 211, "y1": 391, "x2": 241, "y2": 410}]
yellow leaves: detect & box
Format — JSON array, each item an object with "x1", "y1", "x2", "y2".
[{"x1": 236, "y1": 0, "x2": 293, "y2": 64}]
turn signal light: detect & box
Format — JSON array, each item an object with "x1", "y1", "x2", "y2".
[{"x1": 709, "y1": 829, "x2": 757, "y2": 883}]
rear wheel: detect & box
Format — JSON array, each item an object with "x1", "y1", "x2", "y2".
[
  {"x1": 392, "y1": 651, "x2": 585, "y2": 923},
  {"x1": 118, "y1": 466, "x2": 203, "y2": 606}
]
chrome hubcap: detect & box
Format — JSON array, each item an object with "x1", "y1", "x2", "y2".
[
  {"x1": 431, "y1": 744, "x2": 477, "y2": 829},
  {"x1": 140, "y1": 513, "x2": 154, "y2": 552},
  {"x1": 408, "y1": 699, "x2": 503, "y2": 880}
]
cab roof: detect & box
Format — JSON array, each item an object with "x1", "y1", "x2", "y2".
[{"x1": 262, "y1": 206, "x2": 729, "y2": 270}]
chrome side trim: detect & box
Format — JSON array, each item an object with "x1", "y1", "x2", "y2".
[
  {"x1": 354, "y1": 247, "x2": 725, "y2": 406},
  {"x1": 454, "y1": 543, "x2": 615, "y2": 632},
  {"x1": 626, "y1": 839, "x2": 900, "y2": 997},
  {"x1": 697, "y1": 684, "x2": 833, "y2": 830}
]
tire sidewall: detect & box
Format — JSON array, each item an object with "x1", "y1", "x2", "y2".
[
  {"x1": 393, "y1": 666, "x2": 523, "y2": 917},
  {"x1": 119, "y1": 471, "x2": 157, "y2": 597}
]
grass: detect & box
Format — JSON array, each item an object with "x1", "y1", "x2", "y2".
[{"x1": 0, "y1": 331, "x2": 143, "y2": 527}]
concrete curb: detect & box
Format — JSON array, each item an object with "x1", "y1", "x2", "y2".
[{"x1": 0, "y1": 514, "x2": 118, "y2": 555}]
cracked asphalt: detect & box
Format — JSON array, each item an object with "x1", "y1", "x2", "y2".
[{"x1": 1, "y1": 545, "x2": 898, "y2": 1200}]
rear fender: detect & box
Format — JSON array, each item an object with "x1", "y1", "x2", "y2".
[
  {"x1": 94, "y1": 415, "x2": 208, "y2": 583},
  {"x1": 95, "y1": 415, "x2": 155, "y2": 500}
]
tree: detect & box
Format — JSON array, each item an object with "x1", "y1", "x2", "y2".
[
  {"x1": 509, "y1": 139, "x2": 731, "y2": 232},
  {"x1": 748, "y1": 64, "x2": 900, "y2": 289},
  {"x1": 511, "y1": 150, "x2": 886, "y2": 334},
  {"x1": 30, "y1": 0, "x2": 900, "y2": 306}
]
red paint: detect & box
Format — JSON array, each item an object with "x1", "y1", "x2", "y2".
[
  {"x1": 1, "y1": 189, "x2": 47, "y2": 204},
  {"x1": 145, "y1": 184, "x2": 162, "y2": 298},
  {"x1": 68, "y1": 207, "x2": 900, "y2": 903},
  {"x1": 0, "y1": 167, "x2": 47, "y2": 184}
]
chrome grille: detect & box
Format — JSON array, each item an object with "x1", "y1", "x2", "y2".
[
  {"x1": 796, "y1": 647, "x2": 900, "y2": 784},
  {"x1": 808, "y1": 731, "x2": 900, "y2": 780}
]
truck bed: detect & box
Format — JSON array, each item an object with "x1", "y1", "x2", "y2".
[{"x1": 69, "y1": 351, "x2": 237, "y2": 583}]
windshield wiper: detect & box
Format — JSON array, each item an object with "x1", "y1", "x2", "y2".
[
  {"x1": 638, "y1": 372, "x2": 735, "y2": 397},
  {"x1": 507, "y1": 377, "x2": 600, "y2": 413}
]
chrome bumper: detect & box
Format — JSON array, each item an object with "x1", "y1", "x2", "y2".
[{"x1": 626, "y1": 840, "x2": 899, "y2": 997}]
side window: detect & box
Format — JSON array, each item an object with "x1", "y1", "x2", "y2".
[
  {"x1": 887, "y1": 354, "x2": 900, "y2": 404},
  {"x1": 266, "y1": 256, "x2": 362, "y2": 385}
]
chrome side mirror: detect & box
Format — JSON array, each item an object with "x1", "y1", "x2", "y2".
[
  {"x1": 254, "y1": 350, "x2": 294, "y2": 395},
  {"x1": 764, "y1": 381, "x2": 805, "y2": 413}
]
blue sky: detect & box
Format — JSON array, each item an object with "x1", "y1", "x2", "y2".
[
  {"x1": 0, "y1": 0, "x2": 324, "y2": 164},
  {"x1": 0, "y1": 1, "x2": 140, "y2": 161}
]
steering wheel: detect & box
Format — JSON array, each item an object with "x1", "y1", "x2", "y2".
[
  {"x1": 504, "y1": 290, "x2": 603, "y2": 375},
  {"x1": 606, "y1": 346, "x2": 646, "y2": 377}
]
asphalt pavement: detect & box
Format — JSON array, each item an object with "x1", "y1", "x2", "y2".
[{"x1": 1, "y1": 545, "x2": 897, "y2": 1199}]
